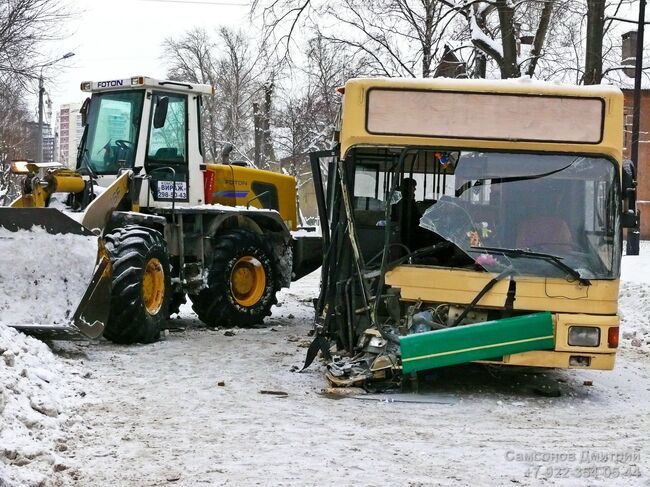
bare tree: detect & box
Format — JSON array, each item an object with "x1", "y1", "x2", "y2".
[
  {"x1": 274, "y1": 93, "x2": 315, "y2": 178},
  {"x1": 520, "y1": 0, "x2": 638, "y2": 85},
  {"x1": 253, "y1": 0, "x2": 563, "y2": 80},
  {"x1": 163, "y1": 27, "x2": 272, "y2": 163},
  {"x1": 0, "y1": 0, "x2": 71, "y2": 87},
  {"x1": 0, "y1": 0, "x2": 73, "y2": 203},
  {"x1": 164, "y1": 28, "x2": 220, "y2": 160},
  {"x1": 304, "y1": 33, "x2": 368, "y2": 131},
  {"x1": 254, "y1": 0, "x2": 466, "y2": 77},
  {"x1": 449, "y1": 0, "x2": 558, "y2": 79},
  {"x1": 0, "y1": 80, "x2": 30, "y2": 204},
  {"x1": 584, "y1": 0, "x2": 605, "y2": 85},
  {"x1": 251, "y1": 0, "x2": 315, "y2": 60},
  {"x1": 320, "y1": 0, "x2": 459, "y2": 77},
  {"x1": 273, "y1": 32, "x2": 367, "y2": 184}
]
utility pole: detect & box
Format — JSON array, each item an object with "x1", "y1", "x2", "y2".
[
  {"x1": 627, "y1": 0, "x2": 646, "y2": 256},
  {"x1": 37, "y1": 52, "x2": 75, "y2": 164},
  {"x1": 585, "y1": 0, "x2": 606, "y2": 85},
  {"x1": 37, "y1": 74, "x2": 45, "y2": 164}
]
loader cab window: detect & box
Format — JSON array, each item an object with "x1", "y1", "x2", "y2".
[
  {"x1": 250, "y1": 181, "x2": 279, "y2": 210},
  {"x1": 78, "y1": 90, "x2": 144, "y2": 175},
  {"x1": 146, "y1": 93, "x2": 187, "y2": 164},
  {"x1": 145, "y1": 93, "x2": 190, "y2": 202}
]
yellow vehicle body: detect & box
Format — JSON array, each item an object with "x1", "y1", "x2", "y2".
[
  {"x1": 203, "y1": 163, "x2": 298, "y2": 230},
  {"x1": 386, "y1": 266, "x2": 619, "y2": 369},
  {"x1": 334, "y1": 78, "x2": 625, "y2": 371},
  {"x1": 1, "y1": 76, "x2": 324, "y2": 344},
  {"x1": 339, "y1": 78, "x2": 623, "y2": 164}
]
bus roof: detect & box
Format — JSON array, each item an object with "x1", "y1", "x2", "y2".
[{"x1": 339, "y1": 77, "x2": 624, "y2": 162}]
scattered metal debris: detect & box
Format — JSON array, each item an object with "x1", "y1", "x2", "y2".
[{"x1": 259, "y1": 390, "x2": 288, "y2": 397}]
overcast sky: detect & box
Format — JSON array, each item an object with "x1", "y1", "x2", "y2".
[
  {"x1": 43, "y1": 0, "x2": 250, "y2": 117},
  {"x1": 37, "y1": 0, "x2": 647, "y2": 121}
]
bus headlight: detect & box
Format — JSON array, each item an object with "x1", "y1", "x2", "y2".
[{"x1": 568, "y1": 326, "x2": 600, "y2": 347}]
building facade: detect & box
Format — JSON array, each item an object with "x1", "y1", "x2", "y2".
[
  {"x1": 617, "y1": 30, "x2": 649, "y2": 239},
  {"x1": 56, "y1": 103, "x2": 83, "y2": 168},
  {"x1": 622, "y1": 89, "x2": 650, "y2": 239},
  {"x1": 18, "y1": 122, "x2": 54, "y2": 162}
]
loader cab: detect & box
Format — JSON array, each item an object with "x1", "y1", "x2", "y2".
[{"x1": 77, "y1": 76, "x2": 214, "y2": 207}]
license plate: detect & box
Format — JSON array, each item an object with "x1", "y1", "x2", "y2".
[{"x1": 157, "y1": 180, "x2": 187, "y2": 199}]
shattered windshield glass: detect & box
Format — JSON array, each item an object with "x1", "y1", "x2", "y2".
[{"x1": 418, "y1": 152, "x2": 621, "y2": 280}]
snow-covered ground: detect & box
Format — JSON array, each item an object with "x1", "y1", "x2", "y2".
[
  {"x1": 0, "y1": 325, "x2": 86, "y2": 486},
  {"x1": 1, "y1": 244, "x2": 649, "y2": 486}
]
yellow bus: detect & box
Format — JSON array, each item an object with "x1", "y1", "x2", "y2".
[{"x1": 309, "y1": 78, "x2": 639, "y2": 386}]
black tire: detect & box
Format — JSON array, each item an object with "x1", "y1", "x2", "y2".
[
  {"x1": 103, "y1": 225, "x2": 171, "y2": 344},
  {"x1": 189, "y1": 229, "x2": 278, "y2": 327}
]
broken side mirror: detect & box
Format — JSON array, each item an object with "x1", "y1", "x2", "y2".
[
  {"x1": 80, "y1": 97, "x2": 90, "y2": 126},
  {"x1": 153, "y1": 96, "x2": 169, "y2": 129},
  {"x1": 622, "y1": 209, "x2": 640, "y2": 229}
]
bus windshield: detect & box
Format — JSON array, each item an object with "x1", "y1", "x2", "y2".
[
  {"x1": 419, "y1": 152, "x2": 621, "y2": 280},
  {"x1": 351, "y1": 149, "x2": 621, "y2": 280},
  {"x1": 77, "y1": 91, "x2": 145, "y2": 175}
]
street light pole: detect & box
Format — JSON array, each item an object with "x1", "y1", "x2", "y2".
[
  {"x1": 37, "y1": 73, "x2": 45, "y2": 164},
  {"x1": 627, "y1": 0, "x2": 646, "y2": 256},
  {"x1": 36, "y1": 52, "x2": 75, "y2": 164}
]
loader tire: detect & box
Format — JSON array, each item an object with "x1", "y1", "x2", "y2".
[
  {"x1": 103, "y1": 225, "x2": 171, "y2": 344},
  {"x1": 189, "y1": 229, "x2": 278, "y2": 327}
]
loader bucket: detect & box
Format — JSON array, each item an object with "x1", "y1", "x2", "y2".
[
  {"x1": 0, "y1": 207, "x2": 110, "y2": 339},
  {"x1": 291, "y1": 232, "x2": 323, "y2": 281}
]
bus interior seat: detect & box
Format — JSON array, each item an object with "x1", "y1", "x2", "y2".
[{"x1": 516, "y1": 216, "x2": 574, "y2": 250}]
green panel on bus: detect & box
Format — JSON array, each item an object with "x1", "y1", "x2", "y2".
[{"x1": 400, "y1": 312, "x2": 555, "y2": 373}]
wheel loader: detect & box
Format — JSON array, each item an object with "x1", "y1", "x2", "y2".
[{"x1": 0, "y1": 76, "x2": 322, "y2": 343}]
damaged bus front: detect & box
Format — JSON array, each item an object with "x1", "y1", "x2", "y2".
[{"x1": 309, "y1": 78, "x2": 638, "y2": 388}]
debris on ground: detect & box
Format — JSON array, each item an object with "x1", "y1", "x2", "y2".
[
  {"x1": 319, "y1": 387, "x2": 367, "y2": 397},
  {"x1": 259, "y1": 390, "x2": 288, "y2": 397}
]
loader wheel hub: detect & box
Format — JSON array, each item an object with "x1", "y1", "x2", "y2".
[
  {"x1": 142, "y1": 258, "x2": 165, "y2": 315},
  {"x1": 230, "y1": 256, "x2": 266, "y2": 307}
]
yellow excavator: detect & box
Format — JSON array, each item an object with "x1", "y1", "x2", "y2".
[{"x1": 0, "y1": 76, "x2": 321, "y2": 343}]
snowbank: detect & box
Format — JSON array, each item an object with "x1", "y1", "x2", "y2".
[
  {"x1": 0, "y1": 324, "x2": 82, "y2": 486},
  {"x1": 620, "y1": 241, "x2": 650, "y2": 351},
  {"x1": 0, "y1": 227, "x2": 98, "y2": 327}
]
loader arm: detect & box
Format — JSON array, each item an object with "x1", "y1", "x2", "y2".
[{"x1": 81, "y1": 170, "x2": 132, "y2": 232}]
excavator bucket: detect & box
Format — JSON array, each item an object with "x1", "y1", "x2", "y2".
[{"x1": 0, "y1": 207, "x2": 111, "y2": 339}]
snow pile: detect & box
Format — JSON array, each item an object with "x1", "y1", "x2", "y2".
[
  {"x1": 619, "y1": 242, "x2": 650, "y2": 351},
  {"x1": 0, "y1": 226, "x2": 98, "y2": 327},
  {"x1": 0, "y1": 324, "x2": 82, "y2": 486}
]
